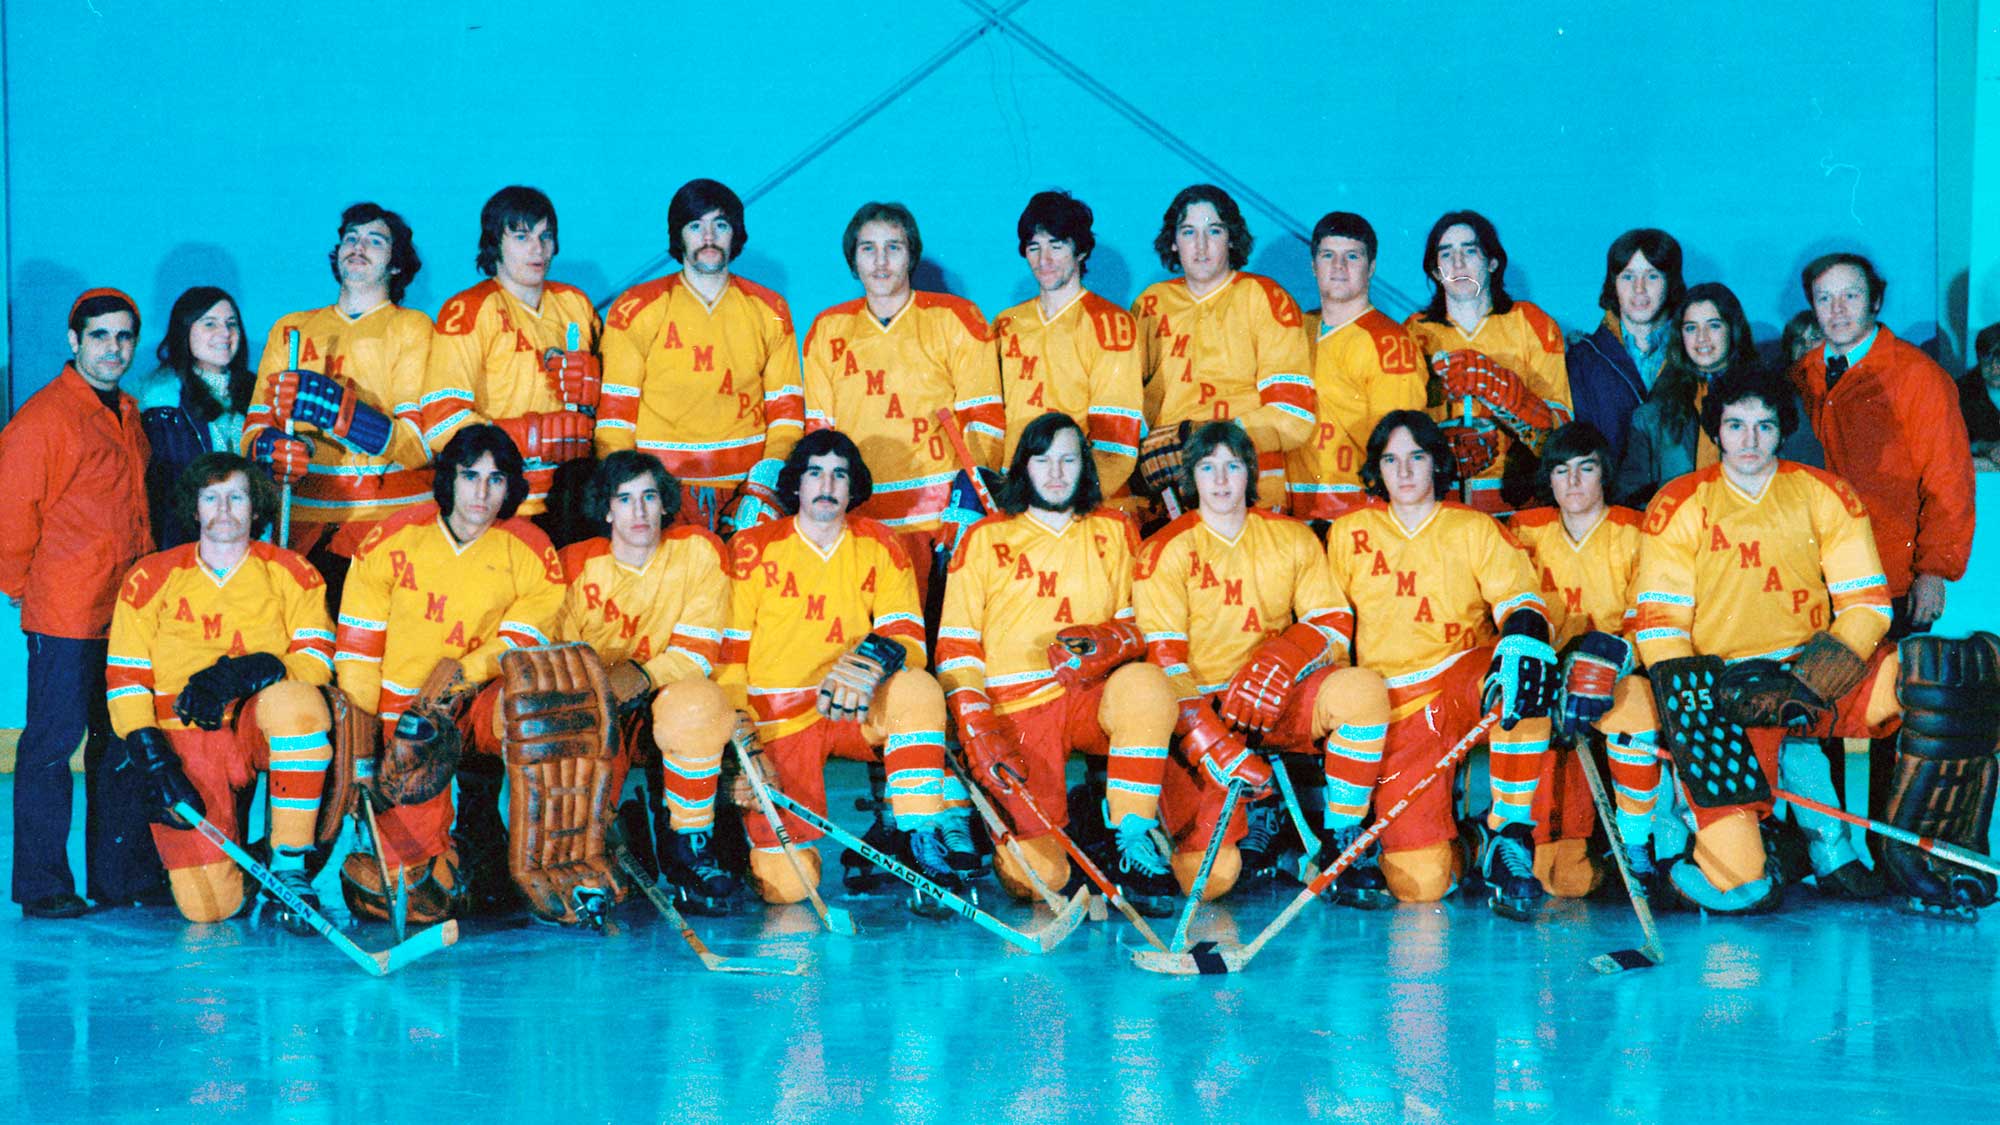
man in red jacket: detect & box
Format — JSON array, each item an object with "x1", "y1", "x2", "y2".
[
  {"x1": 1790, "y1": 253, "x2": 1977, "y2": 835},
  {"x1": 0, "y1": 288, "x2": 161, "y2": 917}
]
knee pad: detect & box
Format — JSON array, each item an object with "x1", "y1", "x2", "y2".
[
  {"x1": 1382, "y1": 841, "x2": 1458, "y2": 902},
  {"x1": 1101, "y1": 662, "x2": 1178, "y2": 744},
  {"x1": 1598, "y1": 674, "x2": 1658, "y2": 736},
  {"x1": 1172, "y1": 845, "x2": 1241, "y2": 900},
  {"x1": 867, "y1": 670, "x2": 947, "y2": 738},
  {"x1": 749, "y1": 845, "x2": 822, "y2": 905},
  {"x1": 1316, "y1": 665, "x2": 1392, "y2": 730},
  {"x1": 994, "y1": 833, "x2": 1069, "y2": 902},
  {"x1": 169, "y1": 860, "x2": 246, "y2": 923},
  {"x1": 651, "y1": 676, "x2": 733, "y2": 757},
  {"x1": 1534, "y1": 837, "x2": 1603, "y2": 899},
  {"x1": 1691, "y1": 809, "x2": 1766, "y2": 892},
  {"x1": 253, "y1": 679, "x2": 331, "y2": 737}
]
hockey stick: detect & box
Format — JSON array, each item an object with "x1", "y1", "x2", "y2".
[
  {"x1": 278, "y1": 328, "x2": 300, "y2": 545},
  {"x1": 1171, "y1": 780, "x2": 1245, "y2": 951},
  {"x1": 1270, "y1": 756, "x2": 1323, "y2": 883},
  {"x1": 761, "y1": 785, "x2": 1088, "y2": 954},
  {"x1": 1572, "y1": 742, "x2": 1664, "y2": 974},
  {"x1": 175, "y1": 801, "x2": 458, "y2": 977},
  {"x1": 948, "y1": 754, "x2": 1072, "y2": 918},
  {"x1": 604, "y1": 824, "x2": 803, "y2": 976},
  {"x1": 1645, "y1": 748, "x2": 2000, "y2": 881},
  {"x1": 729, "y1": 729, "x2": 857, "y2": 936},
  {"x1": 1134, "y1": 709, "x2": 1500, "y2": 975},
  {"x1": 997, "y1": 769, "x2": 1171, "y2": 952},
  {"x1": 933, "y1": 407, "x2": 997, "y2": 512},
  {"x1": 356, "y1": 798, "x2": 407, "y2": 942}
]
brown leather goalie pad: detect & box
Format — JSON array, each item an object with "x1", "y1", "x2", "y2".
[
  {"x1": 1884, "y1": 633, "x2": 2000, "y2": 904},
  {"x1": 380, "y1": 659, "x2": 477, "y2": 806},
  {"x1": 313, "y1": 685, "x2": 376, "y2": 845},
  {"x1": 500, "y1": 643, "x2": 624, "y2": 924}
]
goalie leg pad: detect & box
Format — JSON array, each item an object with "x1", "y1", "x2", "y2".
[
  {"x1": 1651, "y1": 656, "x2": 1770, "y2": 809},
  {"x1": 500, "y1": 644, "x2": 622, "y2": 925},
  {"x1": 312, "y1": 685, "x2": 373, "y2": 846},
  {"x1": 651, "y1": 677, "x2": 732, "y2": 833},
  {"x1": 167, "y1": 859, "x2": 247, "y2": 923},
  {"x1": 1381, "y1": 841, "x2": 1459, "y2": 903},
  {"x1": 1884, "y1": 634, "x2": 2000, "y2": 906}
]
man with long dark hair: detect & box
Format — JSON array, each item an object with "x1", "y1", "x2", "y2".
[
  {"x1": 248, "y1": 202, "x2": 434, "y2": 605},
  {"x1": 938, "y1": 412, "x2": 1178, "y2": 913}
]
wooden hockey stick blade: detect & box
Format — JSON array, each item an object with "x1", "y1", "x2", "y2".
[
  {"x1": 767, "y1": 786, "x2": 1085, "y2": 953},
  {"x1": 730, "y1": 733, "x2": 857, "y2": 935},
  {"x1": 178, "y1": 802, "x2": 457, "y2": 977},
  {"x1": 1171, "y1": 781, "x2": 1244, "y2": 951},
  {"x1": 1131, "y1": 711, "x2": 1500, "y2": 976},
  {"x1": 1590, "y1": 945, "x2": 1665, "y2": 975},
  {"x1": 610, "y1": 846, "x2": 803, "y2": 976}
]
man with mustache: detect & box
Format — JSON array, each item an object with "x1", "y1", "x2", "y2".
[
  {"x1": 0, "y1": 287, "x2": 159, "y2": 917},
  {"x1": 598, "y1": 179, "x2": 803, "y2": 535},
  {"x1": 247, "y1": 202, "x2": 433, "y2": 607}
]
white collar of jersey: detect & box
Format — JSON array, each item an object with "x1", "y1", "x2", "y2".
[
  {"x1": 1389, "y1": 504, "x2": 1441, "y2": 538},
  {"x1": 1721, "y1": 470, "x2": 1776, "y2": 505},
  {"x1": 799, "y1": 526, "x2": 847, "y2": 560},
  {"x1": 1197, "y1": 515, "x2": 1248, "y2": 549},
  {"x1": 337, "y1": 297, "x2": 393, "y2": 323},
  {"x1": 435, "y1": 515, "x2": 488, "y2": 556},
  {"x1": 197, "y1": 548, "x2": 248, "y2": 587},
  {"x1": 1024, "y1": 509, "x2": 1075, "y2": 536},
  {"x1": 1185, "y1": 272, "x2": 1237, "y2": 304},
  {"x1": 681, "y1": 272, "x2": 731, "y2": 314},
  {"x1": 1562, "y1": 509, "x2": 1608, "y2": 550},
  {"x1": 1036, "y1": 290, "x2": 1087, "y2": 326},
  {"x1": 864, "y1": 294, "x2": 914, "y2": 334}
]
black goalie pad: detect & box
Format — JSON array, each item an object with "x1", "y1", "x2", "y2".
[{"x1": 1650, "y1": 656, "x2": 1770, "y2": 809}]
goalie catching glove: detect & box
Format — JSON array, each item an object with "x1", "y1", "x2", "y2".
[
  {"x1": 816, "y1": 632, "x2": 906, "y2": 723},
  {"x1": 1046, "y1": 620, "x2": 1145, "y2": 690},
  {"x1": 1217, "y1": 623, "x2": 1325, "y2": 736},
  {"x1": 1714, "y1": 630, "x2": 1869, "y2": 730},
  {"x1": 380, "y1": 659, "x2": 478, "y2": 806}
]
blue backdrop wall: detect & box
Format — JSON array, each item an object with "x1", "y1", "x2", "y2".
[{"x1": 0, "y1": 1, "x2": 1966, "y2": 723}]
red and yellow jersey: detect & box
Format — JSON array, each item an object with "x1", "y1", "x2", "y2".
[
  {"x1": 1405, "y1": 302, "x2": 1572, "y2": 506},
  {"x1": 938, "y1": 509, "x2": 1140, "y2": 716},
  {"x1": 719, "y1": 516, "x2": 927, "y2": 737},
  {"x1": 1132, "y1": 272, "x2": 1314, "y2": 508},
  {"x1": 1134, "y1": 510, "x2": 1353, "y2": 703},
  {"x1": 597, "y1": 272, "x2": 803, "y2": 485},
  {"x1": 106, "y1": 542, "x2": 334, "y2": 736},
  {"x1": 800, "y1": 293, "x2": 1002, "y2": 530},
  {"x1": 1505, "y1": 506, "x2": 1644, "y2": 650},
  {"x1": 334, "y1": 502, "x2": 564, "y2": 728},
  {"x1": 1325, "y1": 500, "x2": 1546, "y2": 683},
  {"x1": 1286, "y1": 307, "x2": 1427, "y2": 520},
  {"x1": 1633, "y1": 463, "x2": 1892, "y2": 667},
  {"x1": 422, "y1": 279, "x2": 604, "y2": 513},
  {"x1": 557, "y1": 530, "x2": 728, "y2": 686},
  {"x1": 244, "y1": 302, "x2": 436, "y2": 528},
  {"x1": 991, "y1": 291, "x2": 1143, "y2": 499}
]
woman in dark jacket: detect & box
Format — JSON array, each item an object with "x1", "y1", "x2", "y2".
[
  {"x1": 126, "y1": 286, "x2": 256, "y2": 547},
  {"x1": 1568, "y1": 228, "x2": 1684, "y2": 464},
  {"x1": 1614, "y1": 282, "x2": 1823, "y2": 506}
]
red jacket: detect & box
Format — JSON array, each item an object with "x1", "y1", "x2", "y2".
[
  {"x1": 1790, "y1": 326, "x2": 1975, "y2": 597},
  {"x1": 0, "y1": 365, "x2": 153, "y2": 638}
]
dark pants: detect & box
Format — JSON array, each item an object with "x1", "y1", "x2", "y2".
[{"x1": 10, "y1": 633, "x2": 164, "y2": 905}]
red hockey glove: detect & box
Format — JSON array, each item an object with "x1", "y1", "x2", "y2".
[
  {"x1": 1441, "y1": 420, "x2": 1502, "y2": 478},
  {"x1": 1047, "y1": 620, "x2": 1145, "y2": 691},
  {"x1": 497, "y1": 410, "x2": 593, "y2": 464},
  {"x1": 252, "y1": 428, "x2": 313, "y2": 485},
  {"x1": 542, "y1": 349, "x2": 602, "y2": 413},
  {"x1": 952, "y1": 696, "x2": 1026, "y2": 788},
  {"x1": 1218, "y1": 623, "x2": 1325, "y2": 736},
  {"x1": 1179, "y1": 700, "x2": 1271, "y2": 797},
  {"x1": 1430, "y1": 350, "x2": 1558, "y2": 453}
]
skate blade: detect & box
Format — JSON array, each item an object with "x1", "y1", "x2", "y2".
[
  {"x1": 1331, "y1": 887, "x2": 1395, "y2": 911},
  {"x1": 1893, "y1": 896, "x2": 1979, "y2": 924}
]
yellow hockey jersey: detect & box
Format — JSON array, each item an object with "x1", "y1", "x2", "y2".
[
  {"x1": 597, "y1": 272, "x2": 803, "y2": 485},
  {"x1": 557, "y1": 529, "x2": 728, "y2": 686},
  {"x1": 991, "y1": 291, "x2": 1144, "y2": 499},
  {"x1": 1405, "y1": 302, "x2": 1572, "y2": 503},
  {"x1": 937, "y1": 509, "x2": 1141, "y2": 715},
  {"x1": 1325, "y1": 500, "x2": 1546, "y2": 681},
  {"x1": 423, "y1": 279, "x2": 604, "y2": 513},
  {"x1": 719, "y1": 516, "x2": 928, "y2": 738},
  {"x1": 107, "y1": 542, "x2": 335, "y2": 735},
  {"x1": 1505, "y1": 506, "x2": 1644, "y2": 649},
  {"x1": 1286, "y1": 307, "x2": 1427, "y2": 520},
  {"x1": 335, "y1": 502, "x2": 564, "y2": 727},
  {"x1": 244, "y1": 302, "x2": 435, "y2": 530},
  {"x1": 800, "y1": 293, "x2": 1003, "y2": 530},
  {"x1": 1633, "y1": 463, "x2": 1892, "y2": 666},
  {"x1": 1134, "y1": 509, "x2": 1354, "y2": 703},
  {"x1": 1132, "y1": 272, "x2": 1314, "y2": 508}
]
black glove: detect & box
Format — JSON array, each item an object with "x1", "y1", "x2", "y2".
[
  {"x1": 1482, "y1": 612, "x2": 1558, "y2": 730},
  {"x1": 175, "y1": 652, "x2": 287, "y2": 730},
  {"x1": 126, "y1": 727, "x2": 204, "y2": 829}
]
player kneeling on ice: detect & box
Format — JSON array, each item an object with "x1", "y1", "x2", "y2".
[
  {"x1": 1134, "y1": 421, "x2": 1393, "y2": 908},
  {"x1": 1507, "y1": 421, "x2": 1647, "y2": 899},
  {"x1": 556, "y1": 452, "x2": 738, "y2": 914},
  {"x1": 939, "y1": 413, "x2": 1178, "y2": 914},
  {"x1": 334, "y1": 425, "x2": 582, "y2": 924},
  {"x1": 1324, "y1": 411, "x2": 1559, "y2": 920},
  {"x1": 719, "y1": 430, "x2": 970, "y2": 913},
  {"x1": 1599, "y1": 369, "x2": 1999, "y2": 916},
  {"x1": 107, "y1": 454, "x2": 346, "y2": 932}
]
